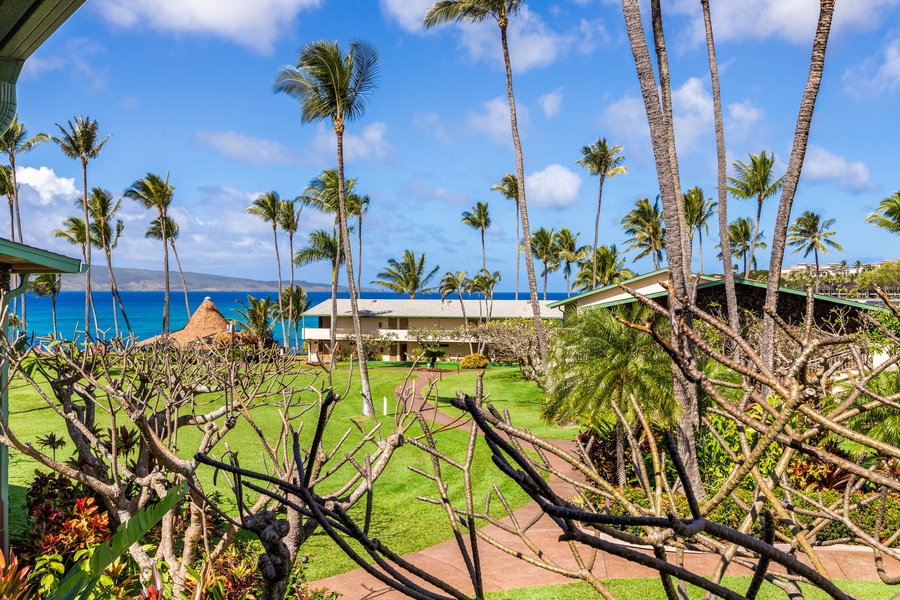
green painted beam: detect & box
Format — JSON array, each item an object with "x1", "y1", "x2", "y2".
[
  {"x1": 0, "y1": 237, "x2": 87, "y2": 274},
  {"x1": 0, "y1": 0, "x2": 86, "y2": 61}
]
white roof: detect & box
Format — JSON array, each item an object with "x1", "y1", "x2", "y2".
[{"x1": 303, "y1": 298, "x2": 562, "y2": 319}]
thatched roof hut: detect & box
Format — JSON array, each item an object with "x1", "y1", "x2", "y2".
[{"x1": 138, "y1": 297, "x2": 231, "y2": 347}]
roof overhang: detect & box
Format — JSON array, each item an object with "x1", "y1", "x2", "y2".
[{"x1": 0, "y1": 238, "x2": 86, "y2": 274}]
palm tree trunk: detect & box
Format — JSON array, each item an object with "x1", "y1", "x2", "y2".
[
  {"x1": 762, "y1": 1, "x2": 835, "y2": 372},
  {"x1": 335, "y1": 125, "x2": 373, "y2": 415},
  {"x1": 622, "y1": 0, "x2": 703, "y2": 498},
  {"x1": 273, "y1": 224, "x2": 287, "y2": 351},
  {"x1": 11, "y1": 156, "x2": 26, "y2": 329},
  {"x1": 500, "y1": 21, "x2": 548, "y2": 365},
  {"x1": 514, "y1": 203, "x2": 520, "y2": 301},
  {"x1": 81, "y1": 161, "x2": 92, "y2": 339},
  {"x1": 747, "y1": 199, "x2": 763, "y2": 278},
  {"x1": 104, "y1": 247, "x2": 121, "y2": 336},
  {"x1": 289, "y1": 232, "x2": 297, "y2": 350},
  {"x1": 170, "y1": 240, "x2": 190, "y2": 318},
  {"x1": 697, "y1": 229, "x2": 704, "y2": 275},
  {"x1": 457, "y1": 290, "x2": 473, "y2": 354},
  {"x1": 51, "y1": 292, "x2": 58, "y2": 339},
  {"x1": 329, "y1": 257, "x2": 338, "y2": 374},
  {"x1": 615, "y1": 421, "x2": 626, "y2": 487},
  {"x1": 357, "y1": 213, "x2": 363, "y2": 301},
  {"x1": 160, "y1": 208, "x2": 170, "y2": 335},
  {"x1": 592, "y1": 175, "x2": 606, "y2": 288},
  {"x1": 481, "y1": 229, "x2": 486, "y2": 270}
]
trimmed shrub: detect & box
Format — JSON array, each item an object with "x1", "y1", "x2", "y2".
[{"x1": 459, "y1": 353, "x2": 489, "y2": 369}]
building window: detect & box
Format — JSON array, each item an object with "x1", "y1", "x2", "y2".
[
  {"x1": 387, "y1": 317, "x2": 409, "y2": 330},
  {"x1": 318, "y1": 316, "x2": 331, "y2": 329}
]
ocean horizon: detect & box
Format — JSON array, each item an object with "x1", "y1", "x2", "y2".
[{"x1": 17, "y1": 289, "x2": 568, "y2": 345}]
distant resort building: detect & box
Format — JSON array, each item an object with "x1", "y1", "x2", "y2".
[
  {"x1": 301, "y1": 299, "x2": 560, "y2": 362},
  {"x1": 780, "y1": 261, "x2": 885, "y2": 278}
]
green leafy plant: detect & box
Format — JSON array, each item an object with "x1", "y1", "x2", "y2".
[
  {"x1": 0, "y1": 549, "x2": 31, "y2": 600},
  {"x1": 459, "y1": 353, "x2": 489, "y2": 369}
]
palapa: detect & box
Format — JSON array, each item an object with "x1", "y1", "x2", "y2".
[{"x1": 138, "y1": 297, "x2": 232, "y2": 347}]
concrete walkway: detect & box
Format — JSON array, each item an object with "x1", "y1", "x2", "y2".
[{"x1": 311, "y1": 370, "x2": 900, "y2": 598}]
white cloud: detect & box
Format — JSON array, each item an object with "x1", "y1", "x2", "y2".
[
  {"x1": 538, "y1": 89, "x2": 563, "y2": 119},
  {"x1": 844, "y1": 37, "x2": 900, "y2": 97},
  {"x1": 313, "y1": 122, "x2": 393, "y2": 164},
  {"x1": 196, "y1": 130, "x2": 297, "y2": 165},
  {"x1": 20, "y1": 38, "x2": 106, "y2": 89},
  {"x1": 379, "y1": 0, "x2": 431, "y2": 33},
  {"x1": 801, "y1": 145, "x2": 875, "y2": 192},
  {"x1": 468, "y1": 98, "x2": 514, "y2": 144},
  {"x1": 602, "y1": 95, "x2": 649, "y2": 146},
  {"x1": 404, "y1": 179, "x2": 470, "y2": 207},
  {"x1": 93, "y1": 0, "x2": 321, "y2": 54},
  {"x1": 414, "y1": 112, "x2": 452, "y2": 144},
  {"x1": 675, "y1": 0, "x2": 900, "y2": 46},
  {"x1": 525, "y1": 164, "x2": 581, "y2": 208},
  {"x1": 16, "y1": 167, "x2": 78, "y2": 206}
]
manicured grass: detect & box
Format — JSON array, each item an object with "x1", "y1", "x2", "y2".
[
  {"x1": 7, "y1": 363, "x2": 535, "y2": 580},
  {"x1": 485, "y1": 577, "x2": 896, "y2": 599},
  {"x1": 432, "y1": 368, "x2": 579, "y2": 440}
]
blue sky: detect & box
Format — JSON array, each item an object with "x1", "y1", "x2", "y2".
[{"x1": 12, "y1": 0, "x2": 900, "y2": 292}]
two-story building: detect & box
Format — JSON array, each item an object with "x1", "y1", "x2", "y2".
[{"x1": 302, "y1": 298, "x2": 561, "y2": 362}]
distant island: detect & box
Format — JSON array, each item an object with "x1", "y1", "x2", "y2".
[{"x1": 59, "y1": 267, "x2": 341, "y2": 293}]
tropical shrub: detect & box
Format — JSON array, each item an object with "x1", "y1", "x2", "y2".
[
  {"x1": 459, "y1": 353, "x2": 489, "y2": 369},
  {"x1": 0, "y1": 550, "x2": 31, "y2": 600}
]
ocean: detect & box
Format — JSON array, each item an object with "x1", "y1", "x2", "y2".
[{"x1": 18, "y1": 289, "x2": 567, "y2": 345}]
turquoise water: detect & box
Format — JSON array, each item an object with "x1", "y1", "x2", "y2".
[{"x1": 19, "y1": 290, "x2": 566, "y2": 345}]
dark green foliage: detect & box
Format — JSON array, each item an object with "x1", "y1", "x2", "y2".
[{"x1": 460, "y1": 353, "x2": 489, "y2": 369}]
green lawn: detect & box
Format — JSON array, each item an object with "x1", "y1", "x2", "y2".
[
  {"x1": 485, "y1": 577, "x2": 896, "y2": 600},
  {"x1": 8, "y1": 363, "x2": 546, "y2": 581}
]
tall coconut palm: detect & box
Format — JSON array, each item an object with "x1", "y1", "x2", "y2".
[
  {"x1": 461, "y1": 201, "x2": 491, "y2": 270},
  {"x1": 52, "y1": 116, "x2": 110, "y2": 339},
  {"x1": 275, "y1": 39, "x2": 379, "y2": 414},
  {"x1": 246, "y1": 191, "x2": 288, "y2": 349},
  {"x1": 440, "y1": 270, "x2": 473, "y2": 353},
  {"x1": 717, "y1": 217, "x2": 767, "y2": 276},
  {"x1": 425, "y1": 0, "x2": 548, "y2": 365},
  {"x1": 373, "y1": 250, "x2": 440, "y2": 298},
  {"x1": 576, "y1": 137, "x2": 628, "y2": 288},
  {"x1": 622, "y1": 197, "x2": 666, "y2": 270},
  {"x1": 125, "y1": 173, "x2": 174, "y2": 335},
  {"x1": 865, "y1": 192, "x2": 900, "y2": 236},
  {"x1": 0, "y1": 165, "x2": 12, "y2": 239},
  {"x1": 491, "y1": 173, "x2": 520, "y2": 299},
  {"x1": 1, "y1": 117, "x2": 49, "y2": 244},
  {"x1": 787, "y1": 211, "x2": 842, "y2": 288},
  {"x1": 295, "y1": 229, "x2": 344, "y2": 365},
  {"x1": 52, "y1": 217, "x2": 97, "y2": 335},
  {"x1": 85, "y1": 187, "x2": 131, "y2": 337},
  {"x1": 574, "y1": 245, "x2": 635, "y2": 292},
  {"x1": 145, "y1": 216, "x2": 190, "y2": 319},
  {"x1": 278, "y1": 199, "x2": 302, "y2": 349},
  {"x1": 471, "y1": 268, "x2": 501, "y2": 321},
  {"x1": 530, "y1": 227, "x2": 558, "y2": 301},
  {"x1": 553, "y1": 228, "x2": 590, "y2": 297},
  {"x1": 682, "y1": 186, "x2": 717, "y2": 274},
  {"x1": 280, "y1": 285, "x2": 310, "y2": 352},
  {"x1": 726, "y1": 151, "x2": 783, "y2": 278},
  {"x1": 29, "y1": 274, "x2": 62, "y2": 338}
]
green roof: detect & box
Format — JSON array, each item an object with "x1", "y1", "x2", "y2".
[
  {"x1": 0, "y1": 238, "x2": 86, "y2": 274},
  {"x1": 548, "y1": 268, "x2": 718, "y2": 309},
  {"x1": 0, "y1": 0, "x2": 87, "y2": 78}
]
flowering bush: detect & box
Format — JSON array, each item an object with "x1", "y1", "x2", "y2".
[{"x1": 459, "y1": 353, "x2": 489, "y2": 369}]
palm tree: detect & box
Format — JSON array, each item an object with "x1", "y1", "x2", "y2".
[
  {"x1": 492, "y1": 173, "x2": 520, "y2": 299},
  {"x1": 425, "y1": 0, "x2": 549, "y2": 365},
  {"x1": 553, "y1": 228, "x2": 590, "y2": 297},
  {"x1": 125, "y1": 173, "x2": 174, "y2": 335},
  {"x1": 440, "y1": 270, "x2": 473, "y2": 353},
  {"x1": 787, "y1": 211, "x2": 843, "y2": 287},
  {"x1": 682, "y1": 186, "x2": 717, "y2": 274},
  {"x1": 471, "y1": 268, "x2": 501, "y2": 321},
  {"x1": 278, "y1": 199, "x2": 302, "y2": 349},
  {"x1": 234, "y1": 295, "x2": 278, "y2": 349},
  {"x1": 52, "y1": 217, "x2": 96, "y2": 335},
  {"x1": 0, "y1": 165, "x2": 12, "y2": 239},
  {"x1": 1, "y1": 117, "x2": 49, "y2": 244},
  {"x1": 294, "y1": 229, "x2": 344, "y2": 360},
  {"x1": 530, "y1": 227, "x2": 558, "y2": 301},
  {"x1": 246, "y1": 191, "x2": 288, "y2": 349},
  {"x1": 352, "y1": 194, "x2": 369, "y2": 296},
  {"x1": 576, "y1": 138, "x2": 627, "y2": 288},
  {"x1": 52, "y1": 116, "x2": 110, "y2": 339},
  {"x1": 280, "y1": 285, "x2": 310, "y2": 352},
  {"x1": 574, "y1": 245, "x2": 635, "y2": 292},
  {"x1": 726, "y1": 150, "x2": 783, "y2": 278},
  {"x1": 461, "y1": 201, "x2": 491, "y2": 270},
  {"x1": 621, "y1": 197, "x2": 666, "y2": 270},
  {"x1": 865, "y1": 192, "x2": 900, "y2": 236},
  {"x1": 85, "y1": 188, "x2": 131, "y2": 337},
  {"x1": 544, "y1": 303, "x2": 677, "y2": 487},
  {"x1": 275, "y1": 40, "x2": 379, "y2": 413},
  {"x1": 29, "y1": 274, "x2": 62, "y2": 338},
  {"x1": 373, "y1": 250, "x2": 440, "y2": 298},
  {"x1": 145, "y1": 216, "x2": 190, "y2": 319},
  {"x1": 717, "y1": 217, "x2": 767, "y2": 276}
]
